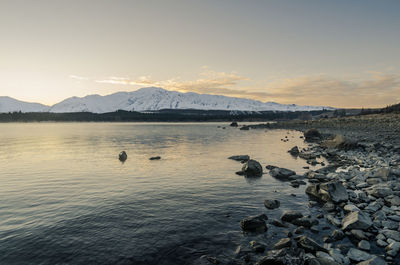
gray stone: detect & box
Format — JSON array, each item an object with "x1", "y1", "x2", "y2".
[
  {"x1": 346, "y1": 248, "x2": 373, "y2": 262},
  {"x1": 357, "y1": 256, "x2": 388, "y2": 265},
  {"x1": 381, "y1": 229, "x2": 400, "y2": 241},
  {"x1": 270, "y1": 167, "x2": 296, "y2": 181},
  {"x1": 273, "y1": 238, "x2": 292, "y2": 249},
  {"x1": 342, "y1": 211, "x2": 372, "y2": 231},
  {"x1": 385, "y1": 241, "x2": 400, "y2": 257},
  {"x1": 296, "y1": 235, "x2": 327, "y2": 253},
  {"x1": 288, "y1": 146, "x2": 300, "y2": 156},
  {"x1": 250, "y1": 240, "x2": 266, "y2": 253},
  {"x1": 366, "y1": 184, "x2": 393, "y2": 198},
  {"x1": 306, "y1": 181, "x2": 348, "y2": 203},
  {"x1": 291, "y1": 217, "x2": 318, "y2": 228},
  {"x1": 358, "y1": 240, "x2": 370, "y2": 251}
]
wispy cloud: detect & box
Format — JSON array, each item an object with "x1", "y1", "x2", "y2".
[{"x1": 69, "y1": 75, "x2": 89, "y2": 81}]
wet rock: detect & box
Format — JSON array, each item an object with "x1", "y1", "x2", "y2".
[
  {"x1": 291, "y1": 217, "x2": 318, "y2": 228},
  {"x1": 240, "y1": 214, "x2": 267, "y2": 232},
  {"x1": 358, "y1": 240, "x2": 370, "y2": 251},
  {"x1": 266, "y1": 165, "x2": 278, "y2": 170},
  {"x1": 228, "y1": 155, "x2": 250, "y2": 163},
  {"x1": 264, "y1": 199, "x2": 280, "y2": 209},
  {"x1": 357, "y1": 256, "x2": 388, "y2": 265},
  {"x1": 281, "y1": 211, "x2": 303, "y2": 222},
  {"x1": 149, "y1": 156, "x2": 161, "y2": 160},
  {"x1": 230, "y1": 121, "x2": 238, "y2": 127},
  {"x1": 296, "y1": 235, "x2": 327, "y2": 254},
  {"x1": 270, "y1": 167, "x2": 296, "y2": 181},
  {"x1": 250, "y1": 240, "x2": 266, "y2": 253},
  {"x1": 341, "y1": 211, "x2": 372, "y2": 231},
  {"x1": 304, "y1": 129, "x2": 322, "y2": 142},
  {"x1": 310, "y1": 255, "x2": 339, "y2": 265},
  {"x1": 119, "y1": 151, "x2": 127, "y2": 162},
  {"x1": 329, "y1": 230, "x2": 344, "y2": 242},
  {"x1": 346, "y1": 248, "x2": 373, "y2": 262},
  {"x1": 256, "y1": 248, "x2": 305, "y2": 265},
  {"x1": 241, "y1": 159, "x2": 263, "y2": 177},
  {"x1": 193, "y1": 255, "x2": 220, "y2": 265},
  {"x1": 385, "y1": 241, "x2": 400, "y2": 257},
  {"x1": 273, "y1": 238, "x2": 292, "y2": 249},
  {"x1": 288, "y1": 146, "x2": 300, "y2": 156},
  {"x1": 306, "y1": 181, "x2": 348, "y2": 203},
  {"x1": 270, "y1": 219, "x2": 288, "y2": 228}
]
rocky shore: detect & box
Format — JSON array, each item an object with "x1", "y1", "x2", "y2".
[{"x1": 195, "y1": 114, "x2": 400, "y2": 265}]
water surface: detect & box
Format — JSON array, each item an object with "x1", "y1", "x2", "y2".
[{"x1": 0, "y1": 123, "x2": 320, "y2": 264}]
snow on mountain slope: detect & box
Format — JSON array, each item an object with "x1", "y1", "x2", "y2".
[
  {"x1": 49, "y1": 87, "x2": 332, "y2": 113},
  {"x1": 0, "y1": 96, "x2": 49, "y2": 113}
]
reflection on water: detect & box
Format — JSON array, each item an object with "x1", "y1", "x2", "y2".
[{"x1": 0, "y1": 123, "x2": 319, "y2": 264}]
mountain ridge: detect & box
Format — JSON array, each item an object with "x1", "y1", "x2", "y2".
[{"x1": 1, "y1": 87, "x2": 333, "y2": 113}]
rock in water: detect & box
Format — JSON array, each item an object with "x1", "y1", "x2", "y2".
[
  {"x1": 264, "y1": 199, "x2": 280, "y2": 209},
  {"x1": 228, "y1": 155, "x2": 250, "y2": 163},
  {"x1": 240, "y1": 214, "x2": 268, "y2": 232},
  {"x1": 296, "y1": 235, "x2": 327, "y2": 254},
  {"x1": 305, "y1": 181, "x2": 348, "y2": 203},
  {"x1": 119, "y1": 151, "x2": 127, "y2": 162},
  {"x1": 304, "y1": 129, "x2": 322, "y2": 142},
  {"x1": 288, "y1": 146, "x2": 300, "y2": 156},
  {"x1": 341, "y1": 211, "x2": 372, "y2": 231},
  {"x1": 242, "y1": 159, "x2": 263, "y2": 177},
  {"x1": 149, "y1": 156, "x2": 161, "y2": 160},
  {"x1": 281, "y1": 211, "x2": 303, "y2": 222},
  {"x1": 269, "y1": 167, "x2": 296, "y2": 181},
  {"x1": 230, "y1": 121, "x2": 238, "y2": 127}
]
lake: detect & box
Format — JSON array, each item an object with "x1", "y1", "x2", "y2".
[{"x1": 0, "y1": 123, "x2": 321, "y2": 264}]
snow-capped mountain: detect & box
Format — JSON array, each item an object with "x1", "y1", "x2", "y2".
[
  {"x1": 0, "y1": 96, "x2": 49, "y2": 113},
  {"x1": 1, "y1": 87, "x2": 333, "y2": 113}
]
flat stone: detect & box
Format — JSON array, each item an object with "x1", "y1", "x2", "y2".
[
  {"x1": 296, "y1": 235, "x2": 327, "y2": 254},
  {"x1": 342, "y1": 211, "x2": 372, "y2": 231},
  {"x1": 306, "y1": 181, "x2": 348, "y2": 203},
  {"x1": 358, "y1": 240, "x2": 370, "y2": 251},
  {"x1": 357, "y1": 256, "x2": 388, "y2": 265},
  {"x1": 385, "y1": 241, "x2": 400, "y2": 257},
  {"x1": 228, "y1": 155, "x2": 249, "y2": 162},
  {"x1": 273, "y1": 238, "x2": 292, "y2": 249},
  {"x1": 270, "y1": 167, "x2": 296, "y2": 181},
  {"x1": 346, "y1": 248, "x2": 373, "y2": 262}
]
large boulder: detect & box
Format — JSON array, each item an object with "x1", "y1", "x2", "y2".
[
  {"x1": 341, "y1": 211, "x2": 372, "y2": 231},
  {"x1": 304, "y1": 129, "x2": 322, "y2": 142},
  {"x1": 305, "y1": 181, "x2": 348, "y2": 203},
  {"x1": 242, "y1": 159, "x2": 263, "y2": 177},
  {"x1": 240, "y1": 214, "x2": 268, "y2": 232},
  {"x1": 270, "y1": 167, "x2": 296, "y2": 181},
  {"x1": 119, "y1": 151, "x2": 127, "y2": 162}
]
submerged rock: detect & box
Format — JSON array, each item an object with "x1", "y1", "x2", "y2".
[
  {"x1": 119, "y1": 151, "x2": 127, "y2": 162},
  {"x1": 281, "y1": 211, "x2": 303, "y2": 222},
  {"x1": 149, "y1": 156, "x2": 161, "y2": 160},
  {"x1": 242, "y1": 159, "x2": 263, "y2": 177},
  {"x1": 240, "y1": 214, "x2": 268, "y2": 232},
  {"x1": 228, "y1": 155, "x2": 250, "y2": 163},
  {"x1": 270, "y1": 167, "x2": 296, "y2": 181},
  {"x1": 264, "y1": 199, "x2": 280, "y2": 209}
]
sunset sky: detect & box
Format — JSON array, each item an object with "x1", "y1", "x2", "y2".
[{"x1": 1, "y1": 0, "x2": 400, "y2": 108}]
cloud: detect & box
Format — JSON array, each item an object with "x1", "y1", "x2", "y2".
[
  {"x1": 93, "y1": 69, "x2": 400, "y2": 108},
  {"x1": 69, "y1": 75, "x2": 89, "y2": 81}
]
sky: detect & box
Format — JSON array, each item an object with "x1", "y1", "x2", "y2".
[{"x1": 1, "y1": 0, "x2": 400, "y2": 108}]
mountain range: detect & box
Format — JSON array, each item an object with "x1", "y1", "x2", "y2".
[{"x1": 0, "y1": 87, "x2": 333, "y2": 113}]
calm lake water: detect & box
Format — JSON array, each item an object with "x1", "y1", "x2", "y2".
[{"x1": 0, "y1": 123, "x2": 321, "y2": 265}]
